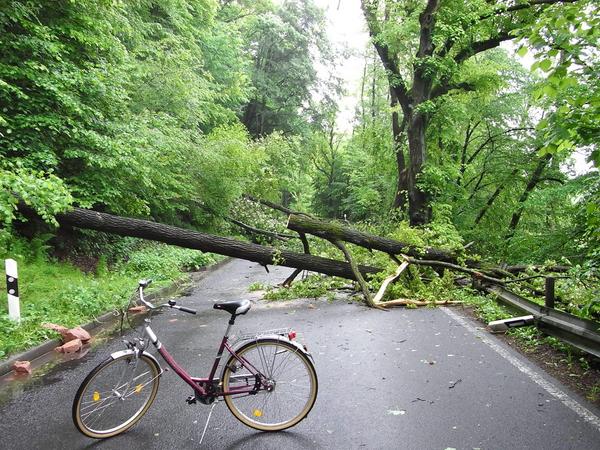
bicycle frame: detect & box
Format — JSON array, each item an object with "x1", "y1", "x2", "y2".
[{"x1": 141, "y1": 319, "x2": 264, "y2": 398}]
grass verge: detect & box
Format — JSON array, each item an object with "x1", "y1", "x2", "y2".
[{"x1": 0, "y1": 239, "x2": 219, "y2": 360}]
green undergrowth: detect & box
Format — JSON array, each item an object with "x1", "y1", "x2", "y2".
[
  {"x1": 0, "y1": 235, "x2": 218, "y2": 360},
  {"x1": 261, "y1": 275, "x2": 345, "y2": 301}
]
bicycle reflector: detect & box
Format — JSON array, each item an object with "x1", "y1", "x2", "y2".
[{"x1": 288, "y1": 330, "x2": 297, "y2": 340}]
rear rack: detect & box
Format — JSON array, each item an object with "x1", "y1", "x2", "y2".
[{"x1": 231, "y1": 327, "x2": 293, "y2": 344}]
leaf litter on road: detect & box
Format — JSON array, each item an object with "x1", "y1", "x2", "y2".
[{"x1": 448, "y1": 379, "x2": 462, "y2": 389}]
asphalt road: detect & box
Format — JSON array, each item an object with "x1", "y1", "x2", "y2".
[{"x1": 1, "y1": 259, "x2": 599, "y2": 450}]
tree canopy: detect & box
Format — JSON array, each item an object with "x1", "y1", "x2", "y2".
[{"x1": 1, "y1": 0, "x2": 598, "y2": 267}]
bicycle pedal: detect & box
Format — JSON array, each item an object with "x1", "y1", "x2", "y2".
[{"x1": 186, "y1": 394, "x2": 197, "y2": 405}]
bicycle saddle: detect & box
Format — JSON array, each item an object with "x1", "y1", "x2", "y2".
[{"x1": 213, "y1": 299, "x2": 251, "y2": 316}]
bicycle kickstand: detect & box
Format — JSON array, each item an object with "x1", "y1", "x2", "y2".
[{"x1": 199, "y1": 400, "x2": 219, "y2": 446}]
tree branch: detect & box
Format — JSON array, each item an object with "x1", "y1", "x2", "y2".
[
  {"x1": 404, "y1": 256, "x2": 506, "y2": 285},
  {"x1": 431, "y1": 81, "x2": 477, "y2": 99},
  {"x1": 330, "y1": 239, "x2": 383, "y2": 309},
  {"x1": 243, "y1": 194, "x2": 311, "y2": 217},
  {"x1": 454, "y1": 31, "x2": 514, "y2": 63},
  {"x1": 227, "y1": 218, "x2": 297, "y2": 242},
  {"x1": 440, "y1": 1, "x2": 580, "y2": 65},
  {"x1": 417, "y1": 0, "x2": 440, "y2": 58},
  {"x1": 361, "y1": 0, "x2": 411, "y2": 111},
  {"x1": 479, "y1": 0, "x2": 580, "y2": 21},
  {"x1": 466, "y1": 127, "x2": 534, "y2": 166}
]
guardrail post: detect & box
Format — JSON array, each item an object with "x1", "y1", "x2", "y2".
[
  {"x1": 545, "y1": 276, "x2": 555, "y2": 309},
  {"x1": 5, "y1": 259, "x2": 20, "y2": 322}
]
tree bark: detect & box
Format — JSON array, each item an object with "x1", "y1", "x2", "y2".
[
  {"x1": 391, "y1": 89, "x2": 408, "y2": 210},
  {"x1": 287, "y1": 213, "x2": 459, "y2": 263},
  {"x1": 406, "y1": 112, "x2": 432, "y2": 225},
  {"x1": 19, "y1": 205, "x2": 381, "y2": 281}
]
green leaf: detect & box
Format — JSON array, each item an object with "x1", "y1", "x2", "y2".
[
  {"x1": 517, "y1": 46, "x2": 528, "y2": 57},
  {"x1": 536, "y1": 118, "x2": 549, "y2": 130},
  {"x1": 539, "y1": 59, "x2": 553, "y2": 72},
  {"x1": 542, "y1": 84, "x2": 557, "y2": 98}
]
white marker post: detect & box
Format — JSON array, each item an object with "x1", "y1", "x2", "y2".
[{"x1": 5, "y1": 259, "x2": 20, "y2": 322}]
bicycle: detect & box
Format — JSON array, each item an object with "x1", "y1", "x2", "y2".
[{"x1": 72, "y1": 279, "x2": 318, "y2": 440}]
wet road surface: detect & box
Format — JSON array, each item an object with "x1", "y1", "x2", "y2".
[{"x1": 0, "y1": 259, "x2": 599, "y2": 449}]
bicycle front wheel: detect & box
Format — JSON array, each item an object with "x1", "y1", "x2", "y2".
[
  {"x1": 72, "y1": 353, "x2": 161, "y2": 439},
  {"x1": 222, "y1": 338, "x2": 318, "y2": 431}
]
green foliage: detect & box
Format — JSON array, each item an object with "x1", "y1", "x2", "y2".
[
  {"x1": 0, "y1": 237, "x2": 218, "y2": 359},
  {"x1": 262, "y1": 275, "x2": 343, "y2": 301},
  {"x1": 0, "y1": 166, "x2": 72, "y2": 226},
  {"x1": 0, "y1": 0, "x2": 254, "y2": 223},
  {"x1": 245, "y1": 132, "x2": 313, "y2": 206},
  {"x1": 519, "y1": 0, "x2": 599, "y2": 165},
  {"x1": 238, "y1": 0, "x2": 336, "y2": 138},
  {"x1": 117, "y1": 243, "x2": 217, "y2": 281},
  {"x1": 248, "y1": 281, "x2": 265, "y2": 292}
]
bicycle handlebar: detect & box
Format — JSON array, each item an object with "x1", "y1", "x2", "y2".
[{"x1": 138, "y1": 282, "x2": 197, "y2": 315}]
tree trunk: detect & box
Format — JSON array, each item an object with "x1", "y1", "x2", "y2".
[
  {"x1": 287, "y1": 213, "x2": 458, "y2": 263},
  {"x1": 19, "y1": 205, "x2": 381, "y2": 281},
  {"x1": 406, "y1": 111, "x2": 432, "y2": 226},
  {"x1": 391, "y1": 90, "x2": 408, "y2": 210},
  {"x1": 506, "y1": 154, "x2": 551, "y2": 238}
]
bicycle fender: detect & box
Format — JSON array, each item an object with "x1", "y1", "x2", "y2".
[
  {"x1": 109, "y1": 349, "x2": 162, "y2": 369},
  {"x1": 237, "y1": 335, "x2": 314, "y2": 363}
]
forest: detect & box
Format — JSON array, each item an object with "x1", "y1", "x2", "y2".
[{"x1": 0, "y1": 1, "x2": 598, "y2": 360}]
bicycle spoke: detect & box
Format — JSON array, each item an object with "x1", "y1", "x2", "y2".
[
  {"x1": 74, "y1": 355, "x2": 160, "y2": 437},
  {"x1": 223, "y1": 341, "x2": 317, "y2": 431}
]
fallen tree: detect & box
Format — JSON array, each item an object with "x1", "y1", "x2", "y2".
[
  {"x1": 17, "y1": 196, "x2": 574, "y2": 310},
  {"x1": 18, "y1": 204, "x2": 381, "y2": 281},
  {"x1": 287, "y1": 213, "x2": 463, "y2": 264}
]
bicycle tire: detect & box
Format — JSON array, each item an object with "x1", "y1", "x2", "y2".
[
  {"x1": 221, "y1": 338, "x2": 318, "y2": 431},
  {"x1": 72, "y1": 353, "x2": 161, "y2": 439}
]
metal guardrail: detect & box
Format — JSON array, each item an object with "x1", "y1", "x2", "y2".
[{"x1": 484, "y1": 284, "x2": 600, "y2": 358}]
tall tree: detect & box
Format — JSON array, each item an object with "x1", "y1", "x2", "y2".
[
  {"x1": 0, "y1": 0, "x2": 256, "y2": 227},
  {"x1": 239, "y1": 0, "x2": 332, "y2": 137},
  {"x1": 361, "y1": 0, "x2": 583, "y2": 225}
]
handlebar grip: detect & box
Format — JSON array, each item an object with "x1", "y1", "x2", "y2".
[{"x1": 178, "y1": 306, "x2": 197, "y2": 314}]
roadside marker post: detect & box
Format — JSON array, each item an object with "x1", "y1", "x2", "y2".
[{"x1": 5, "y1": 259, "x2": 20, "y2": 322}]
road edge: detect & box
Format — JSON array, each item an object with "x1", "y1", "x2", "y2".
[{"x1": 441, "y1": 306, "x2": 600, "y2": 428}]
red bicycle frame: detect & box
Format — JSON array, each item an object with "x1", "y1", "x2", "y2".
[{"x1": 143, "y1": 319, "x2": 265, "y2": 397}]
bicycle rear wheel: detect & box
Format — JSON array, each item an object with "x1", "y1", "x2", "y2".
[
  {"x1": 72, "y1": 353, "x2": 161, "y2": 439},
  {"x1": 221, "y1": 338, "x2": 318, "y2": 431}
]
